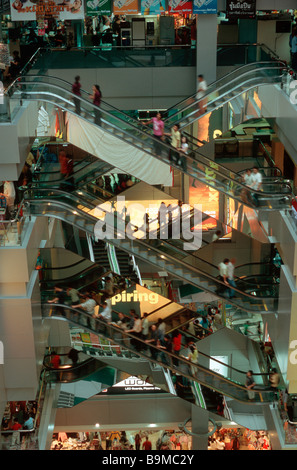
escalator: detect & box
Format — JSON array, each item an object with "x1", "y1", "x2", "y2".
[
  {"x1": 33, "y1": 153, "x2": 114, "y2": 190},
  {"x1": 43, "y1": 352, "x2": 109, "y2": 383},
  {"x1": 6, "y1": 73, "x2": 293, "y2": 213},
  {"x1": 24, "y1": 187, "x2": 278, "y2": 314},
  {"x1": 163, "y1": 60, "x2": 287, "y2": 129},
  {"x1": 42, "y1": 303, "x2": 277, "y2": 405}
]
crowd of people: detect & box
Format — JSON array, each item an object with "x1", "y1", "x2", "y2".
[{"x1": 1, "y1": 401, "x2": 37, "y2": 449}]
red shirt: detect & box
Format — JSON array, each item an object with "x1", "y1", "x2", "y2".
[
  {"x1": 72, "y1": 82, "x2": 81, "y2": 96},
  {"x1": 143, "y1": 440, "x2": 152, "y2": 450},
  {"x1": 173, "y1": 334, "x2": 182, "y2": 352},
  {"x1": 51, "y1": 355, "x2": 60, "y2": 368},
  {"x1": 93, "y1": 90, "x2": 101, "y2": 107},
  {"x1": 12, "y1": 423, "x2": 22, "y2": 431}
]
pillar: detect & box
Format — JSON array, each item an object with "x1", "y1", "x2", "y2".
[
  {"x1": 191, "y1": 404, "x2": 209, "y2": 450},
  {"x1": 196, "y1": 14, "x2": 218, "y2": 84}
]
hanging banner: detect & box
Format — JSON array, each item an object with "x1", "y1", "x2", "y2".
[
  {"x1": 86, "y1": 0, "x2": 112, "y2": 16},
  {"x1": 140, "y1": 0, "x2": 166, "y2": 15},
  {"x1": 10, "y1": 0, "x2": 85, "y2": 21},
  {"x1": 193, "y1": 0, "x2": 216, "y2": 14},
  {"x1": 0, "y1": 43, "x2": 10, "y2": 68},
  {"x1": 168, "y1": 0, "x2": 192, "y2": 14},
  {"x1": 113, "y1": 0, "x2": 138, "y2": 15},
  {"x1": 226, "y1": 0, "x2": 256, "y2": 19}
]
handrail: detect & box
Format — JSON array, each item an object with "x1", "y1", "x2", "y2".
[
  {"x1": 42, "y1": 303, "x2": 277, "y2": 403},
  {"x1": 25, "y1": 193, "x2": 278, "y2": 307},
  {"x1": 12, "y1": 79, "x2": 292, "y2": 204}
]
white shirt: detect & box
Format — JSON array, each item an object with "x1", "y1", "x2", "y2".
[
  {"x1": 244, "y1": 173, "x2": 253, "y2": 188},
  {"x1": 227, "y1": 262, "x2": 235, "y2": 280},
  {"x1": 4, "y1": 182, "x2": 15, "y2": 199},
  {"x1": 218, "y1": 262, "x2": 227, "y2": 277},
  {"x1": 196, "y1": 80, "x2": 207, "y2": 99},
  {"x1": 81, "y1": 299, "x2": 96, "y2": 315},
  {"x1": 100, "y1": 299, "x2": 112, "y2": 322},
  {"x1": 250, "y1": 172, "x2": 262, "y2": 190}
]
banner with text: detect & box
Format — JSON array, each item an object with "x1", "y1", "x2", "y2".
[
  {"x1": 141, "y1": 0, "x2": 166, "y2": 15},
  {"x1": 168, "y1": 0, "x2": 192, "y2": 14},
  {"x1": 10, "y1": 0, "x2": 85, "y2": 21},
  {"x1": 86, "y1": 0, "x2": 112, "y2": 16},
  {"x1": 193, "y1": 0, "x2": 217, "y2": 14},
  {"x1": 113, "y1": 0, "x2": 138, "y2": 15},
  {"x1": 226, "y1": 0, "x2": 256, "y2": 19}
]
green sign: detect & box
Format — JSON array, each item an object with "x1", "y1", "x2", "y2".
[{"x1": 86, "y1": 0, "x2": 112, "y2": 16}]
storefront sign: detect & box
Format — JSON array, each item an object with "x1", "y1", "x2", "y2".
[
  {"x1": 113, "y1": 0, "x2": 138, "y2": 15},
  {"x1": 168, "y1": 0, "x2": 192, "y2": 14},
  {"x1": 10, "y1": 0, "x2": 85, "y2": 22},
  {"x1": 101, "y1": 376, "x2": 164, "y2": 394},
  {"x1": 193, "y1": 0, "x2": 217, "y2": 14},
  {"x1": 226, "y1": 0, "x2": 256, "y2": 19},
  {"x1": 86, "y1": 0, "x2": 112, "y2": 16},
  {"x1": 140, "y1": 0, "x2": 166, "y2": 15}
]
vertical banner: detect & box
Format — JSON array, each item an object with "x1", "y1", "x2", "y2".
[
  {"x1": 226, "y1": 0, "x2": 256, "y2": 19},
  {"x1": 10, "y1": 0, "x2": 85, "y2": 21},
  {"x1": 168, "y1": 0, "x2": 192, "y2": 14},
  {"x1": 86, "y1": 0, "x2": 112, "y2": 16},
  {"x1": 193, "y1": 0, "x2": 217, "y2": 14},
  {"x1": 140, "y1": 0, "x2": 166, "y2": 15},
  {"x1": 113, "y1": 0, "x2": 138, "y2": 15}
]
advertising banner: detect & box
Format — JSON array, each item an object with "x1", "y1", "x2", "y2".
[
  {"x1": 226, "y1": 0, "x2": 256, "y2": 19},
  {"x1": 140, "y1": 0, "x2": 166, "y2": 15},
  {"x1": 168, "y1": 0, "x2": 192, "y2": 14},
  {"x1": 193, "y1": 0, "x2": 217, "y2": 14},
  {"x1": 113, "y1": 0, "x2": 138, "y2": 15},
  {"x1": 10, "y1": 0, "x2": 85, "y2": 22},
  {"x1": 86, "y1": 0, "x2": 112, "y2": 16}
]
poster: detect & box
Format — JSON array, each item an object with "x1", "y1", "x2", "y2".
[
  {"x1": 226, "y1": 0, "x2": 256, "y2": 19},
  {"x1": 113, "y1": 0, "x2": 138, "y2": 15},
  {"x1": 193, "y1": 0, "x2": 217, "y2": 14},
  {"x1": 10, "y1": 0, "x2": 85, "y2": 22},
  {"x1": 168, "y1": 0, "x2": 192, "y2": 14},
  {"x1": 0, "y1": 43, "x2": 10, "y2": 68},
  {"x1": 86, "y1": 0, "x2": 112, "y2": 16},
  {"x1": 140, "y1": 0, "x2": 166, "y2": 15}
]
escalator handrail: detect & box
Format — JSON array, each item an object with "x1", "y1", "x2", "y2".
[
  {"x1": 13, "y1": 79, "x2": 293, "y2": 201},
  {"x1": 26, "y1": 193, "x2": 278, "y2": 305},
  {"x1": 43, "y1": 303, "x2": 276, "y2": 401},
  {"x1": 15, "y1": 81, "x2": 293, "y2": 201}
]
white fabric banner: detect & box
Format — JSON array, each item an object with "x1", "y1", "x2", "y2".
[
  {"x1": 66, "y1": 113, "x2": 173, "y2": 187},
  {"x1": 10, "y1": 0, "x2": 84, "y2": 21}
]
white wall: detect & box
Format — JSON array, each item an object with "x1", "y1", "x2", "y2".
[
  {"x1": 46, "y1": 67, "x2": 196, "y2": 111},
  {"x1": 257, "y1": 20, "x2": 291, "y2": 64}
]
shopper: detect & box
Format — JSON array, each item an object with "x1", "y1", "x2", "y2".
[
  {"x1": 47, "y1": 286, "x2": 67, "y2": 317},
  {"x1": 196, "y1": 74, "x2": 207, "y2": 116},
  {"x1": 144, "y1": 112, "x2": 165, "y2": 156},
  {"x1": 164, "y1": 124, "x2": 181, "y2": 164},
  {"x1": 269, "y1": 368, "x2": 280, "y2": 390},
  {"x1": 158, "y1": 334, "x2": 172, "y2": 365},
  {"x1": 145, "y1": 324, "x2": 159, "y2": 360},
  {"x1": 72, "y1": 75, "x2": 82, "y2": 115},
  {"x1": 134, "y1": 433, "x2": 141, "y2": 451},
  {"x1": 126, "y1": 312, "x2": 143, "y2": 351},
  {"x1": 142, "y1": 436, "x2": 152, "y2": 451},
  {"x1": 3, "y1": 181, "x2": 16, "y2": 215},
  {"x1": 68, "y1": 348, "x2": 79, "y2": 365},
  {"x1": 226, "y1": 258, "x2": 237, "y2": 299},
  {"x1": 212, "y1": 230, "x2": 222, "y2": 242},
  {"x1": 66, "y1": 287, "x2": 80, "y2": 306},
  {"x1": 73, "y1": 292, "x2": 97, "y2": 327},
  {"x1": 245, "y1": 370, "x2": 256, "y2": 400},
  {"x1": 90, "y1": 85, "x2": 102, "y2": 126},
  {"x1": 292, "y1": 29, "x2": 297, "y2": 71},
  {"x1": 172, "y1": 330, "x2": 182, "y2": 366},
  {"x1": 216, "y1": 258, "x2": 229, "y2": 296},
  {"x1": 250, "y1": 167, "x2": 263, "y2": 207},
  {"x1": 50, "y1": 351, "x2": 61, "y2": 368},
  {"x1": 141, "y1": 312, "x2": 150, "y2": 341},
  {"x1": 156, "y1": 318, "x2": 166, "y2": 341}
]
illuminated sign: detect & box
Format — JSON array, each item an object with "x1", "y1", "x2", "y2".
[
  {"x1": 111, "y1": 289, "x2": 159, "y2": 306},
  {"x1": 101, "y1": 376, "x2": 164, "y2": 394}
]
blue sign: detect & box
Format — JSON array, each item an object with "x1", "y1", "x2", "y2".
[{"x1": 193, "y1": 0, "x2": 217, "y2": 14}]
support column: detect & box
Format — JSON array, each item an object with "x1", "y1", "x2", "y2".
[
  {"x1": 196, "y1": 14, "x2": 218, "y2": 84},
  {"x1": 191, "y1": 404, "x2": 209, "y2": 450}
]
